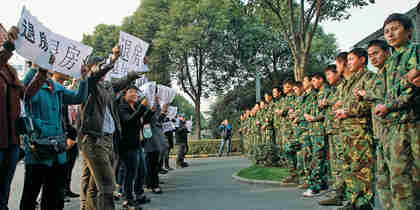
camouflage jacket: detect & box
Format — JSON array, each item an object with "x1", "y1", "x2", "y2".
[
  {"x1": 324, "y1": 79, "x2": 343, "y2": 134},
  {"x1": 366, "y1": 42, "x2": 420, "y2": 124},
  {"x1": 338, "y1": 68, "x2": 375, "y2": 125},
  {"x1": 308, "y1": 85, "x2": 329, "y2": 136}
]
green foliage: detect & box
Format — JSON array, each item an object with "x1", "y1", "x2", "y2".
[
  {"x1": 171, "y1": 94, "x2": 208, "y2": 132},
  {"x1": 237, "y1": 165, "x2": 290, "y2": 181},
  {"x1": 82, "y1": 24, "x2": 120, "y2": 58}
]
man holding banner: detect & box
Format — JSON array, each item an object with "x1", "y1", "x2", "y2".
[{"x1": 78, "y1": 44, "x2": 148, "y2": 210}]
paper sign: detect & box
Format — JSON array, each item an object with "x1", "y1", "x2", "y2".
[
  {"x1": 167, "y1": 106, "x2": 177, "y2": 119},
  {"x1": 162, "y1": 122, "x2": 175, "y2": 133},
  {"x1": 139, "y1": 81, "x2": 156, "y2": 108},
  {"x1": 109, "y1": 31, "x2": 149, "y2": 78},
  {"x1": 15, "y1": 7, "x2": 92, "y2": 78},
  {"x1": 157, "y1": 85, "x2": 176, "y2": 106},
  {"x1": 135, "y1": 75, "x2": 148, "y2": 89},
  {"x1": 186, "y1": 120, "x2": 193, "y2": 132}
]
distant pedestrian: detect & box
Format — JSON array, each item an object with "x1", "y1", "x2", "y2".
[{"x1": 218, "y1": 120, "x2": 232, "y2": 157}]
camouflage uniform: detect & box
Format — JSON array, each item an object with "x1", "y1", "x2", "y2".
[
  {"x1": 366, "y1": 42, "x2": 420, "y2": 210},
  {"x1": 264, "y1": 101, "x2": 276, "y2": 145},
  {"x1": 295, "y1": 90, "x2": 315, "y2": 184},
  {"x1": 338, "y1": 68, "x2": 376, "y2": 209},
  {"x1": 323, "y1": 79, "x2": 345, "y2": 191},
  {"x1": 280, "y1": 93, "x2": 298, "y2": 177},
  {"x1": 307, "y1": 85, "x2": 329, "y2": 193},
  {"x1": 273, "y1": 97, "x2": 284, "y2": 157}
]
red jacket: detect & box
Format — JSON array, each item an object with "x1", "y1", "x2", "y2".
[{"x1": 0, "y1": 41, "x2": 46, "y2": 148}]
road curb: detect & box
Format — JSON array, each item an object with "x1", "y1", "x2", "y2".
[
  {"x1": 232, "y1": 172, "x2": 299, "y2": 187},
  {"x1": 169, "y1": 152, "x2": 242, "y2": 159}
]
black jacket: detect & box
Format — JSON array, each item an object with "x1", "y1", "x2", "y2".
[
  {"x1": 118, "y1": 99, "x2": 153, "y2": 152},
  {"x1": 175, "y1": 120, "x2": 189, "y2": 145}
]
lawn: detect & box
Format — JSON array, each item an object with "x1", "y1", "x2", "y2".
[{"x1": 236, "y1": 165, "x2": 290, "y2": 182}]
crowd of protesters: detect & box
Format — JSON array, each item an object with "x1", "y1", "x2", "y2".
[
  {"x1": 240, "y1": 13, "x2": 420, "y2": 210},
  {"x1": 0, "y1": 24, "x2": 190, "y2": 210}
]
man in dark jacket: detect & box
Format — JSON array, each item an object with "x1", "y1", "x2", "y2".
[
  {"x1": 78, "y1": 45, "x2": 145, "y2": 210},
  {"x1": 0, "y1": 26, "x2": 47, "y2": 210},
  {"x1": 175, "y1": 114, "x2": 189, "y2": 168},
  {"x1": 118, "y1": 86, "x2": 153, "y2": 208},
  {"x1": 218, "y1": 120, "x2": 233, "y2": 157}
]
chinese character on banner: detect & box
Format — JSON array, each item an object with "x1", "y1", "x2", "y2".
[
  {"x1": 59, "y1": 45, "x2": 80, "y2": 70},
  {"x1": 38, "y1": 32, "x2": 48, "y2": 52},
  {"x1": 49, "y1": 39, "x2": 60, "y2": 55},
  {"x1": 21, "y1": 19, "x2": 36, "y2": 44},
  {"x1": 112, "y1": 31, "x2": 150, "y2": 78}
]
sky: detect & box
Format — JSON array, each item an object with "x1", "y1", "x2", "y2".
[{"x1": 1, "y1": 0, "x2": 419, "y2": 113}]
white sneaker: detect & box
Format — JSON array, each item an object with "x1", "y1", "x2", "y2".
[{"x1": 303, "y1": 189, "x2": 317, "y2": 197}]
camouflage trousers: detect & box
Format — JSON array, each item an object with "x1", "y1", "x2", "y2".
[
  {"x1": 376, "y1": 122, "x2": 420, "y2": 210},
  {"x1": 284, "y1": 139, "x2": 302, "y2": 176},
  {"x1": 342, "y1": 124, "x2": 374, "y2": 208},
  {"x1": 328, "y1": 134, "x2": 346, "y2": 191},
  {"x1": 297, "y1": 135, "x2": 312, "y2": 184},
  {"x1": 308, "y1": 135, "x2": 329, "y2": 193}
]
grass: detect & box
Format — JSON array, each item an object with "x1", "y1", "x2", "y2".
[{"x1": 236, "y1": 165, "x2": 290, "y2": 182}]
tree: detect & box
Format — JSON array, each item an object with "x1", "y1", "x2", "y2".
[
  {"x1": 121, "y1": 0, "x2": 172, "y2": 86},
  {"x1": 155, "y1": 0, "x2": 232, "y2": 140},
  {"x1": 82, "y1": 24, "x2": 120, "y2": 58},
  {"x1": 248, "y1": 0, "x2": 373, "y2": 81}
]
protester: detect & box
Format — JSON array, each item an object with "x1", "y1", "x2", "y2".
[
  {"x1": 218, "y1": 119, "x2": 232, "y2": 157},
  {"x1": 143, "y1": 96, "x2": 164, "y2": 194},
  {"x1": 19, "y1": 59, "x2": 89, "y2": 210},
  {"x1": 118, "y1": 85, "x2": 153, "y2": 208},
  {"x1": 78, "y1": 45, "x2": 145, "y2": 210},
  {"x1": 0, "y1": 26, "x2": 49, "y2": 210},
  {"x1": 175, "y1": 113, "x2": 190, "y2": 168},
  {"x1": 51, "y1": 73, "x2": 80, "y2": 199}
]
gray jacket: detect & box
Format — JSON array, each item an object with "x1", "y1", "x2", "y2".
[
  {"x1": 143, "y1": 105, "x2": 167, "y2": 152},
  {"x1": 78, "y1": 61, "x2": 141, "y2": 138}
]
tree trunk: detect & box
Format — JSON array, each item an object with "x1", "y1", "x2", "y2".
[
  {"x1": 194, "y1": 99, "x2": 201, "y2": 140},
  {"x1": 294, "y1": 55, "x2": 306, "y2": 82}
]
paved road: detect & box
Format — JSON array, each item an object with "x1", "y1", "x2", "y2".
[{"x1": 9, "y1": 157, "x2": 383, "y2": 210}]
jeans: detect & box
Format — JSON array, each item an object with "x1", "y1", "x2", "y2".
[
  {"x1": 80, "y1": 154, "x2": 91, "y2": 210},
  {"x1": 0, "y1": 145, "x2": 20, "y2": 210},
  {"x1": 80, "y1": 135, "x2": 115, "y2": 210},
  {"x1": 218, "y1": 137, "x2": 232, "y2": 157},
  {"x1": 120, "y1": 149, "x2": 145, "y2": 200},
  {"x1": 20, "y1": 164, "x2": 65, "y2": 210}
]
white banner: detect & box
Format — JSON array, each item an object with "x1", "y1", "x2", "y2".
[
  {"x1": 157, "y1": 85, "x2": 176, "y2": 106},
  {"x1": 186, "y1": 120, "x2": 193, "y2": 132},
  {"x1": 167, "y1": 106, "x2": 177, "y2": 120},
  {"x1": 139, "y1": 81, "x2": 156, "y2": 108},
  {"x1": 109, "y1": 31, "x2": 150, "y2": 78},
  {"x1": 162, "y1": 122, "x2": 175, "y2": 133},
  {"x1": 135, "y1": 75, "x2": 148, "y2": 89},
  {"x1": 15, "y1": 7, "x2": 92, "y2": 78}
]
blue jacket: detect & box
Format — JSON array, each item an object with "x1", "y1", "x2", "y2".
[
  {"x1": 23, "y1": 68, "x2": 88, "y2": 166},
  {"x1": 218, "y1": 124, "x2": 232, "y2": 139}
]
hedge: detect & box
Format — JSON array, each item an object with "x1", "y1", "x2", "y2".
[{"x1": 170, "y1": 138, "x2": 242, "y2": 155}]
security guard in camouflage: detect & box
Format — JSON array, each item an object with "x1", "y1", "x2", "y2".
[
  {"x1": 294, "y1": 75, "x2": 316, "y2": 189},
  {"x1": 318, "y1": 65, "x2": 347, "y2": 206},
  {"x1": 302, "y1": 73, "x2": 329, "y2": 197},
  {"x1": 335, "y1": 48, "x2": 376, "y2": 210},
  {"x1": 278, "y1": 80, "x2": 298, "y2": 183},
  {"x1": 363, "y1": 14, "x2": 420, "y2": 210},
  {"x1": 351, "y1": 40, "x2": 390, "y2": 209}
]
